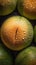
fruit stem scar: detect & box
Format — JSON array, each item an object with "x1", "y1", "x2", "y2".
[{"x1": 15, "y1": 28, "x2": 18, "y2": 40}]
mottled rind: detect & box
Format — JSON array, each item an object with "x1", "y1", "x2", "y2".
[
  {"x1": 15, "y1": 47, "x2": 36, "y2": 65},
  {"x1": 0, "y1": 44, "x2": 13, "y2": 65},
  {"x1": 1, "y1": 16, "x2": 33, "y2": 51},
  {"x1": 17, "y1": 0, "x2": 36, "y2": 20},
  {"x1": 0, "y1": 0, "x2": 17, "y2": 16}
]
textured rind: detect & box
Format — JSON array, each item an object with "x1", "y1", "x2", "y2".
[
  {"x1": 1, "y1": 16, "x2": 33, "y2": 51},
  {"x1": 15, "y1": 47, "x2": 36, "y2": 65},
  {"x1": 17, "y1": 0, "x2": 36, "y2": 20},
  {"x1": 0, "y1": 44, "x2": 13, "y2": 65},
  {"x1": 34, "y1": 25, "x2": 36, "y2": 43},
  {"x1": 0, "y1": 0, "x2": 17, "y2": 16}
]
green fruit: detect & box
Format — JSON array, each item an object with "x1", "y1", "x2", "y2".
[
  {"x1": 34, "y1": 25, "x2": 36, "y2": 43},
  {"x1": 0, "y1": 0, "x2": 17, "y2": 16},
  {"x1": 0, "y1": 44, "x2": 13, "y2": 65},
  {"x1": 1, "y1": 16, "x2": 33, "y2": 51},
  {"x1": 15, "y1": 47, "x2": 36, "y2": 65},
  {"x1": 17, "y1": 0, "x2": 36, "y2": 20}
]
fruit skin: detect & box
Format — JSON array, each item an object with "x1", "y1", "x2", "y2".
[
  {"x1": 34, "y1": 25, "x2": 36, "y2": 43},
  {"x1": 0, "y1": 44, "x2": 13, "y2": 65},
  {"x1": 17, "y1": 0, "x2": 36, "y2": 20},
  {"x1": 15, "y1": 47, "x2": 36, "y2": 65},
  {"x1": 1, "y1": 16, "x2": 33, "y2": 51},
  {"x1": 0, "y1": 0, "x2": 17, "y2": 16}
]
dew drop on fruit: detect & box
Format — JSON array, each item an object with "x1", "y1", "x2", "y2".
[
  {"x1": 22, "y1": 38, "x2": 24, "y2": 40},
  {"x1": 16, "y1": 38, "x2": 17, "y2": 40}
]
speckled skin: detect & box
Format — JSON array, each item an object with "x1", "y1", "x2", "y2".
[
  {"x1": 1, "y1": 16, "x2": 33, "y2": 51},
  {"x1": 17, "y1": 0, "x2": 36, "y2": 20},
  {"x1": 15, "y1": 47, "x2": 36, "y2": 65},
  {"x1": 0, "y1": 0, "x2": 17, "y2": 16}
]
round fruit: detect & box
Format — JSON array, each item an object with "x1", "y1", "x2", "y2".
[
  {"x1": 1, "y1": 16, "x2": 33, "y2": 51},
  {"x1": 34, "y1": 25, "x2": 36, "y2": 43},
  {"x1": 0, "y1": 0, "x2": 17, "y2": 16},
  {"x1": 0, "y1": 44, "x2": 13, "y2": 65},
  {"x1": 17, "y1": 0, "x2": 36, "y2": 20},
  {"x1": 15, "y1": 47, "x2": 36, "y2": 65}
]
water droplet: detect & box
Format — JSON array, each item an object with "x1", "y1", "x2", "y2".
[
  {"x1": 22, "y1": 38, "x2": 24, "y2": 40},
  {"x1": 23, "y1": 31, "x2": 26, "y2": 34},
  {"x1": 16, "y1": 38, "x2": 17, "y2": 40}
]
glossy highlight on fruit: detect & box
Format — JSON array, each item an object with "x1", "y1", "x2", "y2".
[
  {"x1": 34, "y1": 25, "x2": 36, "y2": 43},
  {"x1": 0, "y1": 0, "x2": 17, "y2": 16},
  {"x1": 17, "y1": 0, "x2": 36, "y2": 20},
  {"x1": 15, "y1": 47, "x2": 36, "y2": 65},
  {"x1": 1, "y1": 16, "x2": 33, "y2": 51},
  {"x1": 0, "y1": 44, "x2": 13, "y2": 65}
]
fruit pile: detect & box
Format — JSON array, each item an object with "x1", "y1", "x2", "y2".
[{"x1": 0, "y1": 0, "x2": 36, "y2": 65}]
